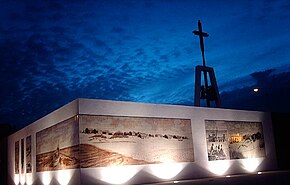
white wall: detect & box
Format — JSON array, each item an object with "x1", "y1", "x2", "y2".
[
  {"x1": 7, "y1": 98, "x2": 277, "y2": 185},
  {"x1": 78, "y1": 99, "x2": 277, "y2": 185},
  {"x1": 7, "y1": 99, "x2": 79, "y2": 185}
]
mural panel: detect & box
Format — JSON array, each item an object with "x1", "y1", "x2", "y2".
[
  {"x1": 205, "y1": 120, "x2": 265, "y2": 161},
  {"x1": 36, "y1": 116, "x2": 79, "y2": 172},
  {"x1": 21, "y1": 139, "x2": 24, "y2": 173},
  {"x1": 79, "y1": 115, "x2": 194, "y2": 168},
  {"x1": 15, "y1": 141, "x2": 19, "y2": 174},
  {"x1": 26, "y1": 136, "x2": 32, "y2": 173}
]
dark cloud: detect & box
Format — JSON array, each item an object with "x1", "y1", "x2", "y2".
[
  {"x1": 93, "y1": 39, "x2": 107, "y2": 48},
  {"x1": 25, "y1": 4, "x2": 47, "y2": 14},
  {"x1": 250, "y1": 69, "x2": 275, "y2": 86},
  {"x1": 221, "y1": 70, "x2": 290, "y2": 113},
  {"x1": 49, "y1": 26, "x2": 66, "y2": 34},
  {"x1": 172, "y1": 48, "x2": 181, "y2": 58},
  {"x1": 134, "y1": 48, "x2": 145, "y2": 57},
  {"x1": 159, "y1": 55, "x2": 169, "y2": 62},
  {"x1": 49, "y1": 13, "x2": 64, "y2": 21},
  {"x1": 279, "y1": 2, "x2": 290, "y2": 11},
  {"x1": 47, "y1": 2, "x2": 65, "y2": 11},
  {"x1": 111, "y1": 26, "x2": 125, "y2": 33},
  {"x1": 184, "y1": 46, "x2": 193, "y2": 55}
]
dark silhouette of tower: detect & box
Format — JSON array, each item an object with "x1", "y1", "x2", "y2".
[{"x1": 193, "y1": 20, "x2": 221, "y2": 107}]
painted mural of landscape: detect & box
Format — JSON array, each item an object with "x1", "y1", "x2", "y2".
[
  {"x1": 36, "y1": 116, "x2": 80, "y2": 172},
  {"x1": 205, "y1": 120, "x2": 266, "y2": 161},
  {"x1": 79, "y1": 115, "x2": 194, "y2": 168}
]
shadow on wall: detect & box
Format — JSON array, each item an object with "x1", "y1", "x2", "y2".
[
  {"x1": 0, "y1": 124, "x2": 17, "y2": 185},
  {"x1": 271, "y1": 112, "x2": 290, "y2": 171},
  {"x1": 0, "y1": 138, "x2": 8, "y2": 185}
]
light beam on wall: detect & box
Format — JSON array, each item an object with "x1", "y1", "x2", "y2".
[
  {"x1": 241, "y1": 158, "x2": 263, "y2": 172},
  {"x1": 149, "y1": 162, "x2": 185, "y2": 179},
  {"x1": 41, "y1": 171, "x2": 52, "y2": 185},
  {"x1": 20, "y1": 173, "x2": 26, "y2": 185},
  {"x1": 208, "y1": 160, "x2": 230, "y2": 175},
  {"x1": 56, "y1": 170, "x2": 73, "y2": 185},
  {"x1": 26, "y1": 173, "x2": 33, "y2": 185},
  {"x1": 159, "y1": 154, "x2": 175, "y2": 163},
  {"x1": 100, "y1": 165, "x2": 141, "y2": 184},
  {"x1": 14, "y1": 174, "x2": 19, "y2": 185}
]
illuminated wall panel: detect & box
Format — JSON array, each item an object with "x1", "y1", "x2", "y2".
[
  {"x1": 21, "y1": 139, "x2": 24, "y2": 173},
  {"x1": 36, "y1": 116, "x2": 79, "y2": 172},
  {"x1": 15, "y1": 141, "x2": 19, "y2": 174},
  {"x1": 26, "y1": 135, "x2": 32, "y2": 173},
  {"x1": 205, "y1": 120, "x2": 265, "y2": 161},
  {"x1": 79, "y1": 115, "x2": 194, "y2": 167}
]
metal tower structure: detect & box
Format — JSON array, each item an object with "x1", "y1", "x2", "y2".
[{"x1": 193, "y1": 20, "x2": 221, "y2": 107}]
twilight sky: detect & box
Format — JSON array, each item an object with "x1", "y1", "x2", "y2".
[{"x1": 1, "y1": 0, "x2": 290, "y2": 128}]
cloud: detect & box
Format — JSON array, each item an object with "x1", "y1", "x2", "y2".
[
  {"x1": 49, "y1": 26, "x2": 66, "y2": 34},
  {"x1": 221, "y1": 70, "x2": 290, "y2": 113},
  {"x1": 1, "y1": 0, "x2": 290, "y2": 129},
  {"x1": 250, "y1": 69, "x2": 275, "y2": 85},
  {"x1": 93, "y1": 39, "x2": 107, "y2": 48},
  {"x1": 111, "y1": 26, "x2": 125, "y2": 33},
  {"x1": 134, "y1": 48, "x2": 145, "y2": 57},
  {"x1": 159, "y1": 55, "x2": 169, "y2": 62},
  {"x1": 46, "y1": 2, "x2": 65, "y2": 11}
]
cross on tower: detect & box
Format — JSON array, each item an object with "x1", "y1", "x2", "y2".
[
  {"x1": 193, "y1": 20, "x2": 209, "y2": 67},
  {"x1": 192, "y1": 20, "x2": 221, "y2": 108}
]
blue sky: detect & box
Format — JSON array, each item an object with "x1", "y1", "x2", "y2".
[{"x1": 1, "y1": 0, "x2": 290, "y2": 128}]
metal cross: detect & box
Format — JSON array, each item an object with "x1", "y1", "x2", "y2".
[{"x1": 193, "y1": 20, "x2": 209, "y2": 67}]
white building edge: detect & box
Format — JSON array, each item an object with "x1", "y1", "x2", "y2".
[{"x1": 7, "y1": 98, "x2": 277, "y2": 185}]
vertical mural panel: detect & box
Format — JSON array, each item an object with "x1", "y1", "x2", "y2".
[
  {"x1": 36, "y1": 116, "x2": 79, "y2": 172},
  {"x1": 26, "y1": 136, "x2": 32, "y2": 173},
  {"x1": 15, "y1": 141, "x2": 19, "y2": 174},
  {"x1": 79, "y1": 115, "x2": 194, "y2": 168},
  {"x1": 205, "y1": 120, "x2": 266, "y2": 161},
  {"x1": 21, "y1": 139, "x2": 24, "y2": 173}
]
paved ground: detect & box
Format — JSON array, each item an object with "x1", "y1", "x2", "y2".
[{"x1": 147, "y1": 170, "x2": 290, "y2": 185}]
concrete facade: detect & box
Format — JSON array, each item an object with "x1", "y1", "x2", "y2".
[{"x1": 7, "y1": 99, "x2": 277, "y2": 185}]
